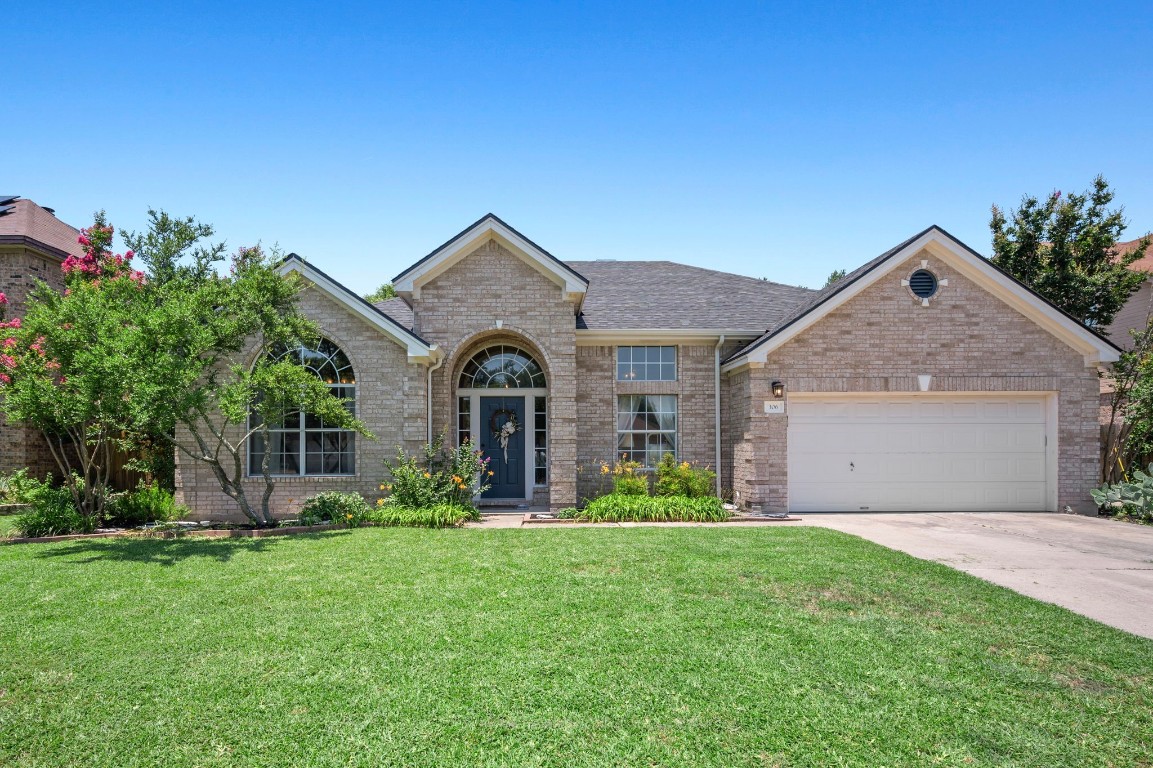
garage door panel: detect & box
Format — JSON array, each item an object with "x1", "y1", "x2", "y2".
[{"x1": 787, "y1": 394, "x2": 1052, "y2": 512}]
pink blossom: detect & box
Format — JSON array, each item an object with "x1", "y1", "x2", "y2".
[
  {"x1": 0, "y1": 354, "x2": 15, "y2": 369},
  {"x1": 0, "y1": 292, "x2": 7, "y2": 306},
  {"x1": 0, "y1": 373, "x2": 9, "y2": 385},
  {"x1": 2, "y1": 338, "x2": 14, "y2": 349}
]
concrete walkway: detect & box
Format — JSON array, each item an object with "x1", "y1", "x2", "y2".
[{"x1": 802, "y1": 512, "x2": 1153, "y2": 639}]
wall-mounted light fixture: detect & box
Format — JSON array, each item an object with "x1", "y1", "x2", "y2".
[{"x1": 771, "y1": 380, "x2": 785, "y2": 399}]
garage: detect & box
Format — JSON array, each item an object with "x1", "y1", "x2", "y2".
[{"x1": 786, "y1": 393, "x2": 1055, "y2": 512}]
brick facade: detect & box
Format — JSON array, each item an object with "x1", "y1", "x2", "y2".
[
  {"x1": 174, "y1": 285, "x2": 428, "y2": 520},
  {"x1": 574, "y1": 343, "x2": 735, "y2": 501},
  {"x1": 413, "y1": 239, "x2": 579, "y2": 510},
  {"x1": 0, "y1": 246, "x2": 65, "y2": 480},
  {"x1": 726, "y1": 248, "x2": 1102, "y2": 514}
]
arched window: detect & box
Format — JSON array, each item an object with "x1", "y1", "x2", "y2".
[
  {"x1": 248, "y1": 338, "x2": 357, "y2": 476},
  {"x1": 458, "y1": 344, "x2": 546, "y2": 389}
]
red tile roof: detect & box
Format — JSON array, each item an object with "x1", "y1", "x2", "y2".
[{"x1": 0, "y1": 198, "x2": 84, "y2": 258}]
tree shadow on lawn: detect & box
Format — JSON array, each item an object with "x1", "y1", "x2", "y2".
[{"x1": 32, "y1": 530, "x2": 353, "y2": 567}]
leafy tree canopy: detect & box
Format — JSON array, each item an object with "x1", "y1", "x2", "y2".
[
  {"x1": 823, "y1": 269, "x2": 847, "y2": 288},
  {"x1": 364, "y1": 283, "x2": 396, "y2": 302},
  {"x1": 990, "y1": 175, "x2": 1148, "y2": 328}
]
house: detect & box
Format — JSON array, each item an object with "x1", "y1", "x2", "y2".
[
  {"x1": 174, "y1": 214, "x2": 1119, "y2": 517},
  {"x1": 0, "y1": 197, "x2": 79, "y2": 480},
  {"x1": 1105, "y1": 235, "x2": 1153, "y2": 348}
]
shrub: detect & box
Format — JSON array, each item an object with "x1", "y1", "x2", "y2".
[
  {"x1": 654, "y1": 454, "x2": 716, "y2": 498},
  {"x1": 380, "y1": 434, "x2": 491, "y2": 509},
  {"x1": 599, "y1": 458, "x2": 649, "y2": 496},
  {"x1": 301, "y1": 491, "x2": 372, "y2": 527},
  {"x1": 105, "y1": 482, "x2": 187, "y2": 527},
  {"x1": 577, "y1": 494, "x2": 728, "y2": 523},
  {"x1": 365, "y1": 501, "x2": 479, "y2": 529},
  {"x1": 1091, "y1": 467, "x2": 1153, "y2": 522},
  {"x1": 0, "y1": 469, "x2": 47, "y2": 505},
  {"x1": 17, "y1": 484, "x2": 93, "y2": 537}
]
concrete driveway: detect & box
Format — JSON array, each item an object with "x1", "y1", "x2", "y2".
[{"x1": 802, "y1": 512, "x2": 1153, "y2": 639}]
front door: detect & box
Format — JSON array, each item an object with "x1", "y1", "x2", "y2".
[{"x1": 479, "y1": 396, "x2": 526, "y2": 499}]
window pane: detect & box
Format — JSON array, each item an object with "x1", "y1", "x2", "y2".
[
  {"x1": 616, "y1": 347, "x2": 677, "y2": 381},
  {"x1": 247, "y1": 337, "x2": 357, "y2": 477}
]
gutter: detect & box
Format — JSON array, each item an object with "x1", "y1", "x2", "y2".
[
  {"x1": 714, "y1": 334, "x2": 725, "y2": 497},
  {"x1": 426, "y1": 350, "x2": 445, "y2": 443}
]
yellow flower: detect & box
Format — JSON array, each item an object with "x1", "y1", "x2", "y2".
[
  {"x1": 385, "y1": 484, "x2": 392, "y2": 491},
  {"x1": 600, "y1": 465, "x2": 609, "y2": 475},
  {"x1": 423, "y1": 472, "x2": 431, "y2": 478},
  {"x1": 346, "y1": 513, "x2": 353, "y2": 519},
  {"x1": 680, "y1": 461, "x2": 690, "y2": 470},
  {"x1": 376, "y1": 498, "x2": 384, "y2": 506},
  {"x1": 379, "y1": 484, "x2": 386, "y2": 490},
  {"x1": 451, "y1": 475, "x2": 462, "y2": 483},
  {"x1": 487, "y1": 470, "x2": 494, "y2": 477},
  {"x1": 458, "y1": 483, "x2": 466, "y2": 490}
]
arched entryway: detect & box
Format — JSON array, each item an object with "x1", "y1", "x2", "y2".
[{"x1": 456, "y1": 344, "x2": 547, "y2": 501}]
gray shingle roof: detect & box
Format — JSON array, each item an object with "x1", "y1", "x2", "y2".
[
  {"x1": 565, "y1": 260, "x2": 814, "y2": 331},
  {"x1": 373, "y1": 296, "x2": 415, "y2": 330}
]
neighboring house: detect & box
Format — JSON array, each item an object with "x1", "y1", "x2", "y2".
[
  {"x1": 0, "y1": 197, "x2": 81, "y2": 480},
  {"x1": 174, "y1": 214, "x2": 1118, "y2": 518},
  {"x1": 1105, "y1": 235, "x2": 1153, "y2": 348}
]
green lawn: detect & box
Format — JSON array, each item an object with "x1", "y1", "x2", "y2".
[
  {"x1": 1, "y1": 528, "x2": 1150, "y2": 767},
  {"x1": 0, "y1": 515, "x2": 19, "y2": 537}
]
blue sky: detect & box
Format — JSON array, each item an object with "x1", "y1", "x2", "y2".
[{"x1": 7, "y1": 1, "x2": 1152, "y2": 291}]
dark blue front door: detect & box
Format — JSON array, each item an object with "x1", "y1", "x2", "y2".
[{"x1": 479, "y1": 396, "x2": 526, "y2": 499}]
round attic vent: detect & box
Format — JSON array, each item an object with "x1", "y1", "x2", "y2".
[{"x1": 908, "y1": 269, "x2": 938, "y2": 299}]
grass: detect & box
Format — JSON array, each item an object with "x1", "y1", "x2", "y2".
[
  {"x1": 0, "y1": 527, "x2": 1151, "y2": 767},
  {"x1": 0, "y1": 514, "x2": 21, "y2": 538}
]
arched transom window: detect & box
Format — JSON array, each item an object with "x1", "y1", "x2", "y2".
[
  {"x1": 458, "y1": 345, "x2": 546, "y2": 389},
  {"x1": 248, "y1": 338, "x2": 357, "y2": 476}
]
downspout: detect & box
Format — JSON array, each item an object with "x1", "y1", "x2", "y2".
[
  {"x1": 714, "y1": 335, "x2": 725, "y2": 498},
  {"x1": 426, "y1": 349, "x2": 444, "y2": 444}
]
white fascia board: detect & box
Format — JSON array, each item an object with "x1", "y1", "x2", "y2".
[
  {"x1": 277, "y1": 259, "x2": 439, "y2": 364},
  {"x1": 725, "y1": 229, "x2": 1119, "y2": 371},
  {"x1": 576, "y1": 329, "x2": 764, "y2": 345},
  {"x1": 394, "y1": 218, "x2": 588, "y2": 297}
]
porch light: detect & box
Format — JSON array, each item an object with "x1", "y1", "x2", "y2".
[{"x1": 771, "y1": 380, "x2": 785, "y2": 399}]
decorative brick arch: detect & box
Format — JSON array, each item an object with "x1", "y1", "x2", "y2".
[{"x1": 447, "y1": 325, "x2": 554, "y2": 392}]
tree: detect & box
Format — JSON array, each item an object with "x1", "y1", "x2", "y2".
[
  {"x1": 364, "y1": 283, "x2": 396, "y2": 302},
  {"x1": 126, "y1": 240, "x2": 371, "y2": 527},
  {"x1": 824, "y1": 269, "x2": 847, "y2": 288},
  {"x1": 0, "y1": 214, "x2": 147, "y2": 522},
  {"x1": 122, "y1": 208, "x2": 226, "y2": 285},
  {"x1": 990, "y1": 175, "x2": 1148, "y2": 328}
]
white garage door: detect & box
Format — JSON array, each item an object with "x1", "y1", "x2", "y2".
[{"x1": 787, "y1": 394, "x2": 1053, "y2": 512}]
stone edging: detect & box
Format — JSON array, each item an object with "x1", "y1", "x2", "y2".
[
  {"x1": 3, "y1": 524, "x2": 339, "y2": 546},
  {"x1": 520, "y1": 513, "x2": 803, "y2": 525}
]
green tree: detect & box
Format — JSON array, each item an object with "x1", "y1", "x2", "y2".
[
  {"x1": 823, "y1": 269, "x2": 847, "y2": 288},
  {"x1": 127, "y1": 241, "x2": 372, "y2": 527},
  {"x1": 364, "y1": 283, "x2": 396, "y2": 302},
  {"x1": 990, "y1": 175, "x2": 1148, "y2": 328},
  {"x1": 0, "y1": 214, "x2": 146, "y2": 522},
  {"x1": 122, "y1": 208, "x2": 226, "y2": 285}
]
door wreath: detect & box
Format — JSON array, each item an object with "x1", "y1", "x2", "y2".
[{"x1": 490, "y1": 409, "x2": 521, "y2": 464}]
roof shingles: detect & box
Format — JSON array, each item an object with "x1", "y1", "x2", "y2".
[
  {"x1": 566, "y1": 260, "x2": 813, "y2": 331},
  {"x1": 0, "y1": 199, "x2": 84, "y2": 258}
]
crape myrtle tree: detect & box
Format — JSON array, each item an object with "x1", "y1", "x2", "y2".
[
  {"x1": 126, "y1": 236, "x2": 372, "y2": 527},
  {"x1": 1, "y1": 209, "x2": 371, "y2": 527},
  {"x1": 990, "y1": 175, "x2": 1148, "y2": 329},
  {"x1": 0, "y1": 215, "x2": 146, "y2": 523}
]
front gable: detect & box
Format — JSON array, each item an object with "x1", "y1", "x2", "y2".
[
  {"x1": 277, "y1": 255, "x2": 440, "y2": 364},
  {"x1": 392, "y1": 214, "x2": 588, "y2": 308},
  {"x1": 724, "y1": 227, "x2": 1121, "y2": 372}
]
